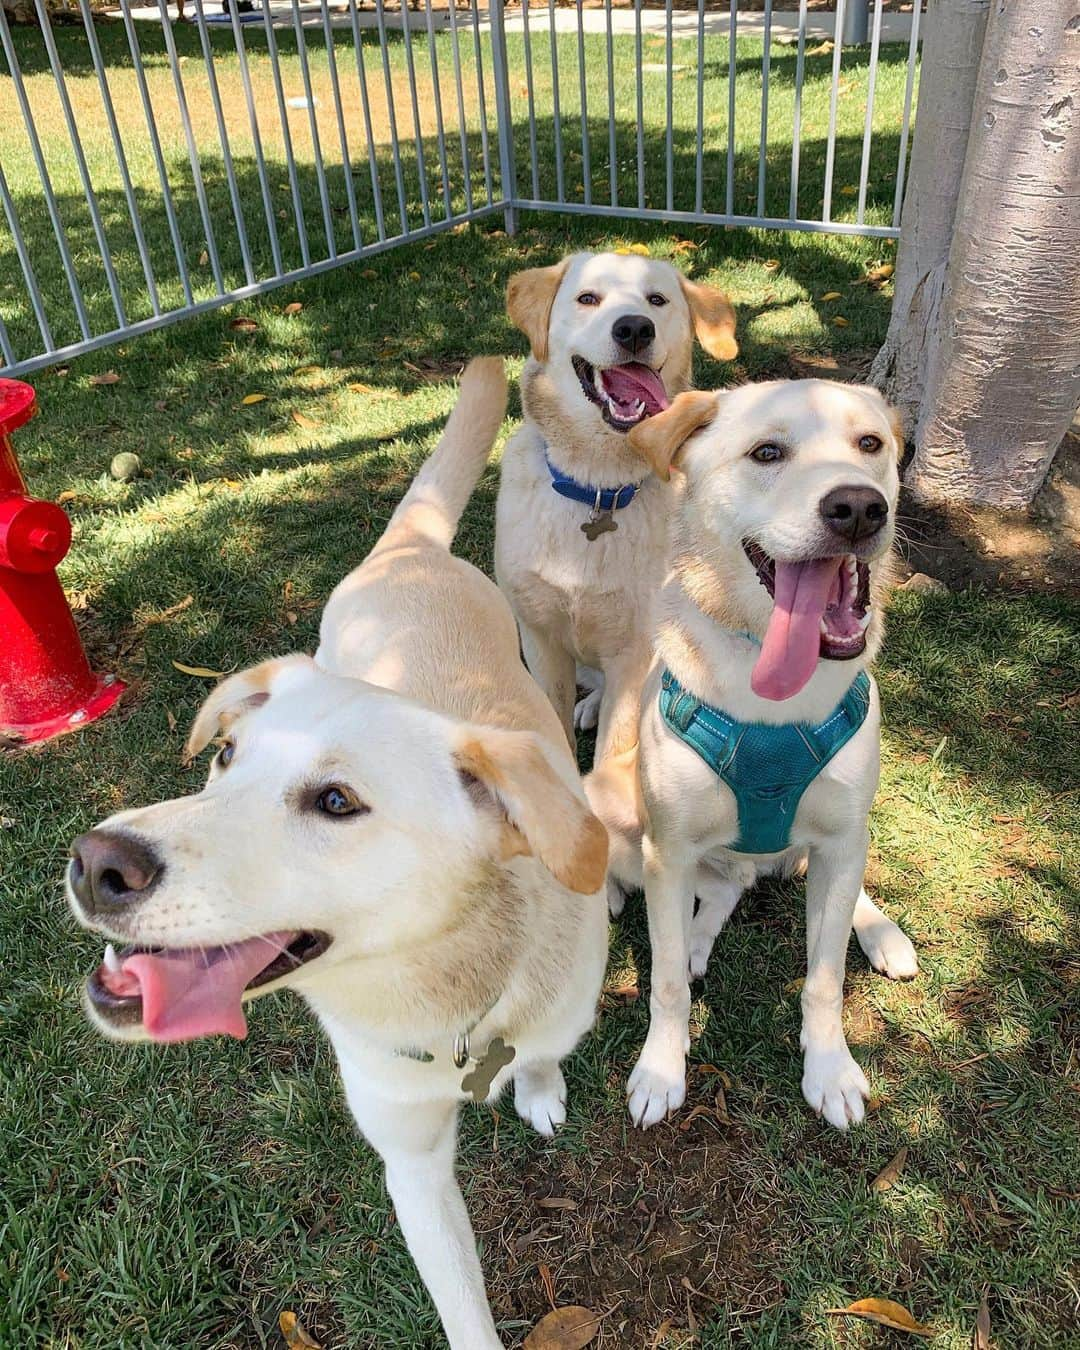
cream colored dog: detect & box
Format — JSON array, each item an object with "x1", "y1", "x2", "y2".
[
  {"x1": 586, "y1": 379, "x2": 919, "y2": 1133},
  {"x1": 496, "y1": 250, "x2": 738, "y2": 765},
  {"x1": 65, "y1": 360, "x2": 608, "y2": 1350}
]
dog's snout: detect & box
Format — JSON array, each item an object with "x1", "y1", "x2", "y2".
[
  {"x1": 818, "y1": 485, "x2": 889, "y2": 543},
  {"x1": 69, "y1": 829, "x2": 163, "y2": 916},
  {"x1": 611, "y1": 313, "x2": 655, "y2": 356}
]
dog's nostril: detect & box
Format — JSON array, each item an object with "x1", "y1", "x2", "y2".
[
  {"x1": 819, "y1": 486, "x2": 889, "y2": 542},
  {"x1": 99, "y1": 867, "x2": 128, "y2": 898},
  {"x1": 68, "y1": 828, "x2": 163, "y2": 915},
  {"x1": 611, "y1": 313, "x2": 656, "y2": 354}
]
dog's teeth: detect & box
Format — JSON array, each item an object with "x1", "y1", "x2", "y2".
[
  {"x1": 819, "y1": 619, "x2": 828, "y2": 635},
  {"x1": 633, "y1": 400, "x2": 645, "y2": 415},
  {"x1": 858, "y1": 612, "x2": 872, "y2": 631},
  {"x1": 103, "y1": 943, "x2": 122, "y2": 974}
]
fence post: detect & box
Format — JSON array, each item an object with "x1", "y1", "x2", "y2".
[
  {"x1": 488, "y1": 0, "x2": 519, "y2": 234},
  {"x1": 840, "y1": 0, "x2": 868, "y2": 45}
]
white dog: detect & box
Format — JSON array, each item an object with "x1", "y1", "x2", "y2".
[
  {"x1": 586, "y1": 379, "x2": 919, "y2": 1133},
  {"x1": 65, "y1": 360, "x2": 609, "y2": 1350},
  {"x1": 496, "y1": 250, "x2": 738, "y2": 763}
]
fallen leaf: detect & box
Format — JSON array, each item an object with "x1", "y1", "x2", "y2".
[
  {"x1": 407, "y1": 270, "x2": 421, "y2": 282},
  {"x1": 154, "y1": 399, "x2": 168, "y2": 412},
  {"x1": 974, "y1": 1286, "x2": 991, "y2": 1349},
  {"x1": 241, "y1": 393, "x2": 268, "y2": 405},
  {"x1": 89, "y1": 371, "x2": 120, "y2": 386},
  {"x1": 198, "y1": 249, "x2": 209, "y2": 266},
  {"x1": 832, "y1": 316, "x2": 850, "y2": 327},
  {"x1": 291, "y1": 410, "x2": 318, "y2": 430},
  {"x1": 524, "y1": 1305, "x2": 600, "y2": 1349},
  {"x1": 763, "y1": 259, "x2": 781, "y2": 272},
  {"x1": 361, "y1": 268, "x2": 377, "y2": 279},
  {"x1": 229, "y1": 316, "x2": 259, "y2": 333},
  {"x1": 826, "y1": 1298, "x2": 933, "y2": 1337},
  {"x1": 166, "y1": 708, "x2": 178, "y2": 733},
  {"x1": 538, "y1": 1262, "x2": 557, "y2": 1310},
  {"x1": 294, "y1": 365, "x2": 320, "y2": 376},
  {"x1": 821, "y1": 291, "x2": 843, "y2": 301},
  {"x1": 283, "y1": 302, "x2": 303, "y2": 315},
  {"x1": 806, "y1": 40, "x2": 834, "y2": 55},
  {"x1": 57, "y1": 490, "x2": 77, "y2": 504},
  {"x1": 870, "y1": 1146, "x2": 909, "y2": 1193},
  {"x1": 672, "y1": 239, "x2": 700, "y2": 254},
  {"x1": 840, "y1": 185, "x2": 858, "y2": 196},
  {"x1": 145, "y1": 595, "x2": 194, "y2": 626},
  {"x1": 784, "y1": 977, "x2": 805, "y2": 995},
  {"x1": 278, "y1": 1310, "x2": 321, "y2": 1349},
  {"x1": 651, "y1": 1320, "x2": 675, "y2": 1349},
  {"x1": 172, "y1": 660, "x2": 226, "y2": 679},
  {"x1": 536, "y1": 1196, "x2": 578, "y2": 1211}
]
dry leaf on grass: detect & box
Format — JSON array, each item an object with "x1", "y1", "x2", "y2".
[
  {"x1": 538, "y1": 1262, "x2": 557, "y2": 1310},
  {"x1": 165, "y1": 708, "x2": 178, "y2": 733},
  {"x1": 832, "y1": 316, "x2": 850, "y2": 327},
  {"x1": 145, "y1": 595, "x2": 194, "y2": 626},
  {"x1": 820, "y1": 291, "x2": 843, "y2": 301},
  {"x1": 283, "y1": 301, "x2": 303, "y2": 315},
  {"x1": 278, "y1": 1310, "x2": 321, "y2": 1348},
  {"x1": 826, "y1": 1298, "x2": 933, "y2": 1337},
  {"x1": 198, "y1": 249, "x2": 209, "y2": 266},
  {"x1": 974, "y1": 1286, "x2": 991, "y2": 1349},
  {"x1": 763, "y1": 258, "x2": 781, "y2": 272},
  {"x1": 241, "y1": 393, "x2": 267, "y2": 405},
  {"x1": 870, "y1": 1146, "x2": 909, "y2": 1193},
  {"x1": 536, "y1": 1196, "x2": 578, "y2": 1211},
  {"x1": 524, "y1": 1306, "x2": 600, "y2": 1349},
  {"x1": 89, "y1": 371, "x2": 120, "y2": 386},
  {"x1": 172, "y1": 660, "x2": 226, "y2": 679},
  {"x1": 294, "y1": 365, "x2": 320, "y2": 376},
  {"x1": 291, "y1": 410, "x2": 318, "y2": 430},
  {"x1": 806, "y1": 40, "x2": 834, "y2": 55},
  {"x1": 229, "y1": 316, "x2": 259, "y2": 333},
  {"x1": 57, "y1": 490, "x2": 78, "y2": 504}
]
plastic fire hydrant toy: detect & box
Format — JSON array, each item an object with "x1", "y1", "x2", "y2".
[{"x1": 0, "y1": 378, "x2": 124, "y2": 743}]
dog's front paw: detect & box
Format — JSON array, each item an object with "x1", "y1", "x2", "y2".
[
  {"x1": 801, "y1": 1045, "x2": 870, "y2": 1130},
  {"x1": 573, "y1": 686, "x2": 602, "y2": 733},
  {"x1": 515, "y1": 1065, "x2": 567, "y2": 1138},
  {"x1": 627, "y1": 1034, "x2": 688, "y2": 1129},
  {"x1": 606, "y1": 876, "x2": 627, "y2": 918},
  {"x1": 858, "y1": 918, "x2": 919, "y2": 981},
  {"x1": 688, "y1": 930, "x2": 715, "y2": 980}
]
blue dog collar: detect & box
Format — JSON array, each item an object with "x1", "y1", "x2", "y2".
[{"x1": 544, "y1": 449, "x2": 643, "y2": 513}]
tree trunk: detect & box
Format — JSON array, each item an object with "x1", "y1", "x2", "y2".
[
  {"x1": 869, "y1": 0, "x2": 991, "y2": 432},
  {"x1": 907, "y1": 1, "x2": 1080, "y2": 507}
]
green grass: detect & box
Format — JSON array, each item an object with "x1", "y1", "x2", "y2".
[{"x1": 2, "y1": 19, "x2": 1079, "y2": 1350}]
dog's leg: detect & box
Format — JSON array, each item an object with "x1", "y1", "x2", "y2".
[
  {"x1": 852, "y1": 889, "x2": 918, "y2": 980},
  {"x1": 800, "y1": 834, "x2": 872, "y2": 1131},
  {"x1": 520, "y1": 624, "x2": 576, "y2": 749},
  {"x1": 514, "y1": 1060, "x2": 567, "y2": 1137},
  {"x1": 344, "y1": 1089, "x2": 503, "y2": 1349},
  {"x1": 627, "y1": 839, "x2": 695, "y2": 1128},
  {"x1": 574, "y1": 665, "x2": 604, "y2": 733},
  {"x1": 688, "y1": 863, "x2": 747, "y2": 979},
  {"x1": 594, "y1": 648, "x2": 650, "y2": 763}
]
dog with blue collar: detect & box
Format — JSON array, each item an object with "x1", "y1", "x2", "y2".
[{"x1": 584, "y1": 378, "x2": 919, "y2": 1134}]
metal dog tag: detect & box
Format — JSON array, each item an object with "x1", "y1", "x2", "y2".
[
  {"x1": 460, "y1": 1036, "x2": 516, "y2": 1103},
  {"x1": 582, "y1": 510, "x2": 616, "y2": 541}
]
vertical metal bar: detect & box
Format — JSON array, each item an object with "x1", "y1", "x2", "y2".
[
  {"x1": 34, "y1": 0, "x2": 126, "y2": 328},
  {"x1": 290, "y1": 0, "x2": 337, "y2": 259},
  {"x1": 446, "y1": 0, "x2": 475, "y2": 215},
  {"x1": 665, "y1": 0, "x2": 673, "y2": 212},
  {"x1": 400, "y1": 0, "x2": 433, "y2": 229},
  {"x1": 346, "y1": 0, "x2": 387, "y2": 242},
  {"x1": 375, "y1": 0, "x2": 410, "y2": 234},
  {"x1": 822, "y1": 0, "x2": 846, "y2": 222},
  {"x1": 841, "y1": 0, "x2": 869, "y2": 45},
  {"x1": 548, "y1": 0, "x2": 566, "y2": 202},
  {"x1": 489, "y1": 0, "x2": 519, "y2": 231},
  {"x1": 635, "y1": 0, "x2": 644, "y2": 209},
  {"x1": 788, "y1": 0, "x2": 808, "y2": 220},
  {"x1": 0, "y1": 161, "x2": 54, "y2": 352},
  {"x1": 156, "y1": 1, "x2": 225, "y2": 294},
  {"x1": 605, "y1": 0, "x2": 617, "y2": 206},
  {"x1": 422, "y1": 0, "x2": 453, "y2": 220},
  {"x1": 756, "y1": 0, "x2": 773, "y2": 218},
  {"x1": 0, "y1": 308, "x2": 15, "y2": 371},
  {"x1": 892, "y1": 0, "x2": 922, "y2": 229},
  {"x1": 725, "y1": 0, "x2": 737, "y2": 216},
  {"x1": 0, "y1": 5, "x2": 91, "y2": 340},
  {"x1": 119, "y1": 0, "x2": 193, "y2": 305},
  {"x1": 322, "y1": 0, "x2": 364, "y2": 252},
  {"x1": 577, "y1": 0, "x2": 591, "y2": 206},
  {"x1": 261, "y1": 0, "x2": 311, "y2": 266},
  {"x1": 192, "y1": 0, "x2": 255, "y2": 286},
  {"x1": 695, "y1": 0, "x2": 704, "y2": 214},
  {"x1": 470, "y1": 0, "x2": 495, "y2": 206},
  {"x1": 856, "y1": 0, "x2": 884, "y2": 224},
  {"x1": 226, "y1": 0, "x2": 283, "y2": 275},
  {"x1": 521, "y1": 0, "x2": 541, "y2": 200}
]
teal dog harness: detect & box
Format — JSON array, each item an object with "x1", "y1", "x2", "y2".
[{"x1": 658, "y1": 668, "x2": 872, "y2": 855}]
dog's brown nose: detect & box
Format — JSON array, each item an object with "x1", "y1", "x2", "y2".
[
  {"x1": 69, "y1": 829, "x2": 162, "y2": 916},
  {"x1": 819, "y1": 485, "x2": 888, "y2": 543},
  {"x1": 612, "y1": 313, "x2": 655, "y2": 356}
]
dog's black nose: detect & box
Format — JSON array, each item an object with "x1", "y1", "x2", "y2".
[
  {"x1": 69, "y1": 830, "x2": 162, "y2": 916},
  {"x1": 611, "y1": 313, "x2": 655, "y2": 356},
  {"x1": 819, "y1": 485, "x2": 889, "y2": 543}
]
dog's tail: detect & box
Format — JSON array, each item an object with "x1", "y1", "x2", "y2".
[{"x1": 374, "y1": 356, "x2": 507, "y2": 554}]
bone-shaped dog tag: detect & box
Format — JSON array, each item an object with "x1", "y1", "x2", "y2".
[
  {"x1": 582, "y1": 510, "x2": 616, "y2": 541},
  {"x1": 460, "y1": 1036, "x2": 516, "y2": 1103}
]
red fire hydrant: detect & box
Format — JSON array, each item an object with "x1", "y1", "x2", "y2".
[{"x1": 0, "y1": 378, "x2": 124, "y2": 744}]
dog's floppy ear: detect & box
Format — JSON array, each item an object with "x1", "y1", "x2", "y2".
[
  {"x1": 506, "y1": 260, "x2": 569, "y2": 363},
  {"x1": 185, "y1": 654, "x2": 313, "y2": 759},
  {"x1": 680, "y1": 277, "x2": 739, "y2": 361},
  {"x1": 629, "y1": 389, "x2": 718, "y2": 481},
  {"x1": 454, "y1": 727, "x2": 608, "y2": 894}
]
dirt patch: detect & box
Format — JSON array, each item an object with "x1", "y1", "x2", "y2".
[{"x1": 472, "y1": 1076, "x2": 786, "y2": 1346}]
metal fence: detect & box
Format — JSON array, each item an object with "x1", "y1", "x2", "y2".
[{"x1": 0, "y1": 0, "x2": 922, "y2": 378}]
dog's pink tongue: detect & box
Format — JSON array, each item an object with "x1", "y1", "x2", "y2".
[
  {"x1": 752, "y1": 558, "x2": 840, "y2": 702},
  {"x1": 120, "y1": 932, "x2": 295, "y2": 1042},
  {"x1": 600, "y1": 363, "x2": 670, "y2": 413}
]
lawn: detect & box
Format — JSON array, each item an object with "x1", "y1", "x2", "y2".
[{"x1": 2, "y1": 17, "x2": 1079, "y2": 1350}]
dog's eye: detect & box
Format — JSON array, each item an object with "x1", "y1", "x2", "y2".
[
  {"x1": 315, "y1": 784, "x2": 368, "y2": 818},
  {"x1": 858, "y1": 434, "x2": 883, "y2": 454},
  {"x1": 576, "y1": 291, "x2": 600, "y2": 306},
  {"x1": 647, "y1": 293, "x2": 668, "y2": 307},
  {"x1": 750, "y1": 442, "x2": 785, "y2": 464},
  {"x1": 216, "y1": 740, "x2": 235, "y2": 769}
]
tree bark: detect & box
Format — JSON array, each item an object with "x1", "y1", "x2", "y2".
[
  {"x1": 907, "y1": 0, "x2": 1080, "y2": 507},
  {"x1": 869, "y1": 0, "x2": 991, "y2": 432}
]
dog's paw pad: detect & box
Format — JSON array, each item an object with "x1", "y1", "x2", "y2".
[{"x1": 802, "y1": 1048, "x2": 870, "y2": 1131}]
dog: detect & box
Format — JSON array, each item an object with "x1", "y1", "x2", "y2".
[
  {"x1": 65, "y1": 359, "x2": 609, "y2": 1350},
  {"x1": 495, "y1": 250, "x2": 738, "y2": 764},
  {"x1": 585, "y1": 379, "x2": 919, "y2": 1132}
]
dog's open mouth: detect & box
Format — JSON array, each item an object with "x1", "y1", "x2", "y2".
[
  {"x1": 86, "y1": 929, "x2": 332, "y2": 1042},
  {"x1": 743, "y1": 541, "x2": 872, "y2": 702},
  {"x1": 572, "y1": 355, "x2": 670, "y2": 430}
]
